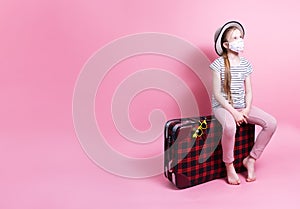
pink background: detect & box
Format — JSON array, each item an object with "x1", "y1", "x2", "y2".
[{"x1": 1, "y1": 0, "x2": 300, "y2": 208}]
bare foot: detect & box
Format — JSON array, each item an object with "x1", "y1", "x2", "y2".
[
  {"x1": 225, "y1": 163, "x2": 241, "y2": 185},
  {"x1": 243, "y1": 156, "x2": 256, "y2": 182}
]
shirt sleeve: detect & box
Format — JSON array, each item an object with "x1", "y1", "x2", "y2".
[
  {"x1": 244, "y1": 58, "x2": 253, "y2": 77},
  {"x1": 210, "y1": 58, "x2": 222, "y2": 73}
]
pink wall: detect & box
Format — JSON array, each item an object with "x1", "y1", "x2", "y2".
[{"x1": 1, "y1": 0, "x2": 298, "y2": 140}]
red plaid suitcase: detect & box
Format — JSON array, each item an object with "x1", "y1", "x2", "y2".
[{"x1": 164, "y1": 115, "x2": 255, "y2": 189}]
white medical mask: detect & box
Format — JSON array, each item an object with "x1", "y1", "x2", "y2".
[{"x1": 228, "y1": 38, "x2": 244, "y2": 53}]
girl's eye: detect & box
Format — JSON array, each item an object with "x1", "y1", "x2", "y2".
[{"x1": 233, "y1": 36, "x2": 243, "y2": 40}]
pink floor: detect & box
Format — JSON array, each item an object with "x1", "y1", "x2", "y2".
[{"x1": 1, "y1": 122, "x2": 299, "y2": 209}]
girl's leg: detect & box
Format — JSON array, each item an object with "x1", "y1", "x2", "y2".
[
  {"x1": 213, "y1": 107, "x2": 237, "y2": 163},
  {"x1": 247, "y1": 106, "x2": 277, "y2": 159},
  {"x1": 213, "y1": 107, "x2": 240, "y2": 185},
  {"x1": 243, "y1": 106, "x2": 277, "y2": 181}
]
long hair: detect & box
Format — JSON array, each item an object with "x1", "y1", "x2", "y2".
[{"x1": 220, "y1": 26, "x2": 238, "y2": 104}]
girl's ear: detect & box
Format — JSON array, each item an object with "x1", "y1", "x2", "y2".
[{"x1": 223, "y1": 42, "x2": 229, "y2": 49}]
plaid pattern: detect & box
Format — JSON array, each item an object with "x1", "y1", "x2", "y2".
[{"x1": 164, "y1": 116, "x2": 255, "y2": 189}]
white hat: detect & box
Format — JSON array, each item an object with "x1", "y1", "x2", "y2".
[{"x1": 214, "y1": 21, "x2": 245, "y2": 56}]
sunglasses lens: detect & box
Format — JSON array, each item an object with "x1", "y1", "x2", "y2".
[
  {"x1": 200, "y1": 120, "x2": 207, "y2": 129},
  {"x1": 197, "y1": 128, "x2": 203, "y2": 136}
]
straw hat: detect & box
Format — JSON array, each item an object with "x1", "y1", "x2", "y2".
[{"x1": 214, "y1": 21, "x2": 245, "y2": 56}]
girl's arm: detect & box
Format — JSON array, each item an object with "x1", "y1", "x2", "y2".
[{"x1": 212, "y1": 70, "x2": 247, "y2": 125}]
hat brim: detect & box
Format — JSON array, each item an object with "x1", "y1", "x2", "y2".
[{"x1": 215, "y1": 21, "x2": 245, "y2": 56}]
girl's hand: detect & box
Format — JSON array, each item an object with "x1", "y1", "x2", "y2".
[
  {"x1": 233, "y1": 110, "x2": 247, "y2": 126},
  {"x1": 240, "y1": 108, "x2": 250, "y2": 119}
]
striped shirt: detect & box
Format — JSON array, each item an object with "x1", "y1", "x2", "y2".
[{"x1": 210, "y1": 56, "x2": 253, "y2": 109}]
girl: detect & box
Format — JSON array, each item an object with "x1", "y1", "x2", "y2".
[{"x1": 210, "y1": 21, "x2": 277, "y2": 185}]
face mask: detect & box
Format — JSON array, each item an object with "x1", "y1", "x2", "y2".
[{"x1": 228, "y1": 38, "x2": 244, "y2": 53}]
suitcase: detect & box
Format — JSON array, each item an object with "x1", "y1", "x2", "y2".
[{"x1": 164, "y1": 115, "x2": 255, "y2": 189}]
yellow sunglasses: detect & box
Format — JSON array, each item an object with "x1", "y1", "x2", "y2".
[{"x1": 192, "y1": 119, "x2": 207, "y2": 138}]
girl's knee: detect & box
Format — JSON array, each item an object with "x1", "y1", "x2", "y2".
[
  {"x1": 268, "y1": 116, "x2": 277, "y2": 132},
  {"x1": 223, "y1": 122, "x2": 236, "y2": 137},
  {"x1": 262, "y1": 115, "x2": 277, "y2": 133}
]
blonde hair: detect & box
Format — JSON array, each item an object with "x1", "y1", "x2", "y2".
[{"x1": 220, "y1": 26, "x2": 240, "y2": 104}]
